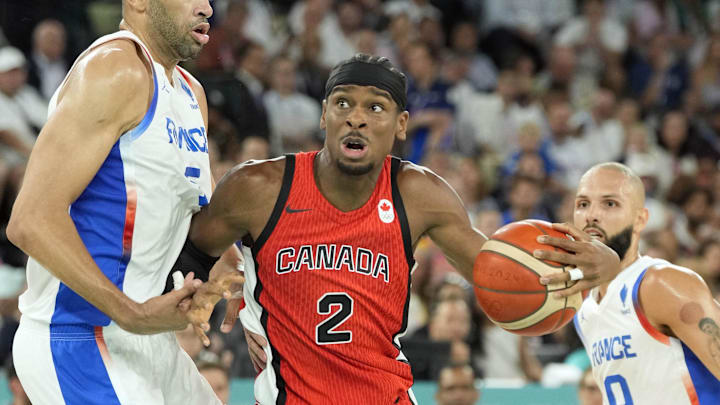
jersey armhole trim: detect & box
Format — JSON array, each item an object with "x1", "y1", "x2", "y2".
[
  {"x1": 125, "y1": 44, "x2": 158, "y2": 141},
  {"x1": 251, "y1": 154, "x2": 296, "y2": 256},
  {"x1": 632, "y1": 267, "x2": 671, "y2": 346},
  {"x1": 390, "y1": 156, "x2": 415, "y2": 269}
]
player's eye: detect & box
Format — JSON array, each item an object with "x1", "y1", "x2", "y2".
[
  {"x1": 605, "y1": 200, "x2": 618, "y2": 207},
  {"x1": 576, "y1": 201, "x2": 589, "y2": 208},
  {"x1": 370, "y1": 104, "x2": 384, "y2": 113},
  {"x1": 337, "y1": 99, "x2": 349, "y2": 108}
]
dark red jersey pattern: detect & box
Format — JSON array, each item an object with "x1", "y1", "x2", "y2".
[{"x1": 247, "y1": 152, "x2": 415, "y2": 404}]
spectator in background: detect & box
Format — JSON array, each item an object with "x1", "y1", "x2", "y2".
[
  {"x1": 577, "y1": 367, "x2": 602, "y2": 405},
  {"x1": 289, "y1": 0, "x2": 357, "y2": 69},
  {"x1": 403, "y1": 42, "x2": 454, "y2": 162},
  {"x1": 234, "y1": 40, "x2": 267, "y2": 101},
  {"x1": 4, "y1": 358, "x2": 31, "y2": 405},
  {"x1": 384, "y1": 0, "x2": 441, "y2": 26},
  {"x1": 449, "y1": 21, "x2": 497, "y2": 92},
  {"x1": 27, "y1": 19, "x2": 68, "y2": 101},
  {"x1": 672, "y1": 185, "x2": 715, "y2": 256},
  {"x1": 263, "y1": 55, "x2": 321, "y2": 155},
  {"x1": 237, "y1": 136, "x2": 270, "y2": 164},
  {"x1": 0, "y1": 47, "x2": 47, "y2": 166},
  {"x1": 501, "y1": 175, "x2": 551, "y2": 225},
  {"x1": 295, "y1": 30, "x2": 330, "y2": 103},
  {"x1": 197, "y1": 361, "x2": 230, "y2": 405},
  {"x1": 554, "y1": 0, "x2": 627, "y2": 99},
  {"x1": 628, "y1": 33, "x2": 690, "y2": 114},
  {"x1": 453, "y1": 70, "x2": 543, "y2": 159},
  {"x1": 434, "y1": 362, "x2": 480, "y2": 405},
  {"x1": 692, "y1": 34, "x2": 720, "y2": 110},
  {"x1": 574, "y1": 88, "x2": 624, "y2": 163},
  {"x1": 195, "y1": 0, "x2": 249, "y2": 72},
  {"x1": 545, "y1": 99, "x2": 595, "y2": 189},
  {"x1": 535, "y1": 46, "x2": 583, "y2": 108}
]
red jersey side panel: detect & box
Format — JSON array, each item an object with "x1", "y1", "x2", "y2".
[{"x1": 244, "y1": 152, "x2": 415, "y2": 405}]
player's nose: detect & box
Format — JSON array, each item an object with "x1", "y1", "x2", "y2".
[
  {"x1": 195, "y1": 0, "x2": 213, "y2": 19},
  {"x1": 345, "y1": 107, "x2": 367, "y2": 129}
]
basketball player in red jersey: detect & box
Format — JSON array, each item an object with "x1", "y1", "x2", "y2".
[{"x1": 189, "y1": 54, "x2": 621, "y2": 404}]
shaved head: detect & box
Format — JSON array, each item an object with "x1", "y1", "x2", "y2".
[{"x1": 581, "y1": 162, "x2": 645, "y2": 210}]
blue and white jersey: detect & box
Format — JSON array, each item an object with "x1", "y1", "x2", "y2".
[
  {"x1": 575, "y1": 255, "x2": 720, "y2": 405},
  {"x1": 18, "y1": 30, "x2": 212, "y2": 327}
]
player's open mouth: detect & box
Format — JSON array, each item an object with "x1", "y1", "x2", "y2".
[
  {"x1": 585, "y1": 228, "x2": 604, "y2": 240},
  {"x1": 341, "y1": 137, "x2": 368, "y2": 159},
  {"x1": 191, "y1": 23, "x2": 210, "y2": 45}
]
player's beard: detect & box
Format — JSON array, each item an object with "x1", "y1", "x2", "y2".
[
  {"x1": 604, "y1": 225, "x2": 633, "y2": 261},
  {"x1": 148, "y1": 0, "x2": 202, "y2": 60},
  {"x1": 336, "y1": 160, "x2": 374, "y2": 176}
]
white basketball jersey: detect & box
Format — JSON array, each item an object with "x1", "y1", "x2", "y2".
[
  {"x1": 575, "y1": 255, "x2": 720, "y2": 405},
  {"x1": 19, "y1": 30, "x2": 212, "y2": 326}
]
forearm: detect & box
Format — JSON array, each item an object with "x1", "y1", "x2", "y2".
[{"x1": 8, "y1": 210, "x2": 139, "y2": 324}]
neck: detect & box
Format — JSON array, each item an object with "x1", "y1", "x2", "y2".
[
  {"x1": 598, "y1": 244, "x2": 640, "y2": 300},
  {"x1": 314, "y1": 148, "x2": 383, "y2": 212},
  {"x1": 120, "y1": 20, "x2": 179, "y2": 82}
]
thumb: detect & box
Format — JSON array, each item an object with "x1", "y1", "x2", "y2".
[{"x1": 169, "y1": 272, "x2": 201, "y2": 302}]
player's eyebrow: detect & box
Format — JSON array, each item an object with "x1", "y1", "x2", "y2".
[
  {"x1": 331, "y1": 86, "x2": 392, "y2": 102},
  {"x1": 575, "y1": 194, "x2": 623, "y2": 200}
]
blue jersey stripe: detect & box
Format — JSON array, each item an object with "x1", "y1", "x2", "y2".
[
  {"x1": 53, "y1": 141, "x2": 129, "y2": 327},
  {"x1": 127, "y1": 60, "x2": 158, "y2": 141},
  {"x1": 681, "y1": 343, "x2": 720, "y2": 404},
  {"x1": 50, "y1": 329, "x2": 122, "y2": 404}
]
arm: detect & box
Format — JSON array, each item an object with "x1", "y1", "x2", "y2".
[
  {"x1": 640, "y1": 265, "x2": 720, "y2": 379},
  {"x1": 7, "y1": 40, "x2": 197, "y2": 334},
  {"x1": 397, "y1": 162, "x2": 488, "y2": 283}
]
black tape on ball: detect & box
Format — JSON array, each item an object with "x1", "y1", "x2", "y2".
[{"x1": 325, "y1": 61, "x2": 407, "y2": 111}]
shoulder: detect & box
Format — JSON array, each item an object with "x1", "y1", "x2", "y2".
[
  {"x1": 395, "y1": 159, "x2": 449, "y2": 192},
  {"x1": 59, "y1": 39, "x2": 151, "y2": 106},
  {"x1": 639, "y1": 261, "x2": 710, "y2": 327},
  {"x1": 212, "y1": 156, "x2": 287, "y2": 210}
]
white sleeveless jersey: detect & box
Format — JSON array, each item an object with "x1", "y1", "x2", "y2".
[
  {"x1": 575, "y1": 255, "x2": 720, "y2": 405},
  {"x1": 18, "y1": 30, "x2": 212, "y2": 326}
]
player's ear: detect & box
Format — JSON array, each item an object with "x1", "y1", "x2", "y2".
[
  {"x1": 124, "y1": 0, "x2": 148, "y2": 12},
  {"x1": 395, "y1": 110, "x2": 409, "y2": 141},
  {"x1": 320, "y1": 100, "x2": 327, "y2": 130},
  {"x1": 634, "y1": 207, "x2": 649, "y2": 234}
]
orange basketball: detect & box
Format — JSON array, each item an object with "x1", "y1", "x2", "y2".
[{"x1": 473, "y1": 219, "x2": 584, "y2": 336}]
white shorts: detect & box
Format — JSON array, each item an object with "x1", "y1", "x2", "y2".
[{"x1": 13, "y1": 316, "x2": 222, "y2": 405}]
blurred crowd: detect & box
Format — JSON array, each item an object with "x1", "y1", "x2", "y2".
[{"x1": 1, "y1": 0, "x2": 720, "y2": 399}]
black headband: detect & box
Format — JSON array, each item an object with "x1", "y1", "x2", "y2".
[{"x1": 324, "y1": 61, "x2": 407, "y2": 111}]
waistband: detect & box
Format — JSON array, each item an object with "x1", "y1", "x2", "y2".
[{"x1": 19, "y1": 316, "x2": 119, "y2": 340}]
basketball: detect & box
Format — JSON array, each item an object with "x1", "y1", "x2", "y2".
[{"x1": 473, "y1": 220, "x2": 584, "y2": 336}]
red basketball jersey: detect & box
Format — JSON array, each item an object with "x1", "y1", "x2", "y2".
[{"x1": 241, "y1": 152, "x2": 416, "y2": 404}]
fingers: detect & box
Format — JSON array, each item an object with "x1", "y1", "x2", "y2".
[
  {"x1": 551, "y1": 281, "x2": 589, "y2": 298},
  {"x1": 551, "y1": 222, "x2": 590, "y2": 242},
  {"x1": 178, "y1": 297, "x2": 192, "y2": 312},
  {"x1": 193, "y1": 323, "x2": 211, "y2": 347},
  {"x1": 533, "y1": 247, "x2": 580, "y2": 265},
  {"x1": 170, "y1": 272, "x2": 202, "y2": 302},
  {"x1": 538, "y1": 271, "x2": 570, "y2": 286},
  {"x1": 244, "y1": 328, "x2": 267, "y2": 365},
  {"x1": 221, "y1": 298, "x2": 243, "y2": 333}
]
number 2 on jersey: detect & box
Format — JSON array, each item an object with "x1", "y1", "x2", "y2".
[{"x1": 316, "y1": 293, "x2": 353, "y2": 345}]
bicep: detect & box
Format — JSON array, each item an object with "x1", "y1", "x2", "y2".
[
  {"x1": 643, "y1": 269, "x2": 720, "y2": 379},
  {"x1": 410, "y1": 171, "x2": 487, "y2": 282},
  {"x1": 16, "y1": 56, "x2": 148, "y2": 211}
]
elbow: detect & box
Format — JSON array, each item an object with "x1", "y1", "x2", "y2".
[{"x1": 7, "y1": 205, "x2": 36, "y2": 252}]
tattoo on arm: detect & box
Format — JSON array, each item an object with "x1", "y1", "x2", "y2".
[{"x1": 699, "y1": 317, "x2": 720, "y2": 367}]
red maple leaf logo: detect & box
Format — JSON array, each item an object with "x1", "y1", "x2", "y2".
[{"x1": 380, "y1": 202, "x2": 391, "y2": 211}]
